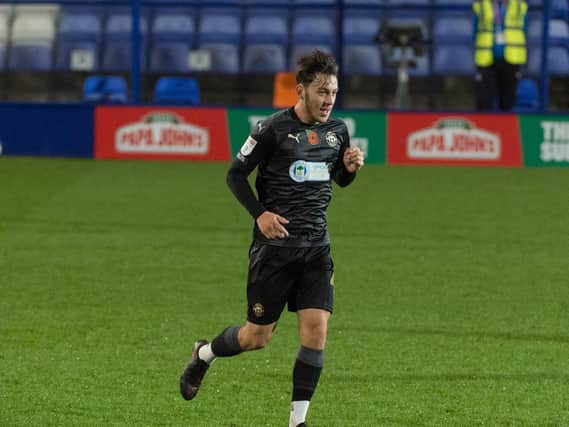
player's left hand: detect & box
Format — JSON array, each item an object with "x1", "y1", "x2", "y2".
[{"x1": 343, "y1": 147, "x2": 364, "y2": 173}]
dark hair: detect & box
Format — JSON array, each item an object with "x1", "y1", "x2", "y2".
[{"x1": 296, "y1": 50, "x2": 339, "y2": 86}]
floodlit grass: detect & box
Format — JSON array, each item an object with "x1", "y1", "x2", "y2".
[{"x1": 1, "y1": 157, "x2": 569, "y2": 426}]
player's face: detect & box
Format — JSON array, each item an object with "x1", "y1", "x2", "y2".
[{"x1": 302, "y1": 73, "x2": 338, "y2": 123}]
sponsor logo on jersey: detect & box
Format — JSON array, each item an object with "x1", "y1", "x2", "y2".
[
  {"x1": 407, "y1": 118, "x2": 500, "y2": 160},
  {"x1": 288, "y1": 133, "x2": 301, "y2": 143},
  {"x1": 239, "y1": 136, "x2": 258, "y2": 156},
  {"x1": 115, "y1": 112, "x2": 209, "y2": 154},
  {"x1": 289, "y1": 160, "x2": 330, "y2": 183}
]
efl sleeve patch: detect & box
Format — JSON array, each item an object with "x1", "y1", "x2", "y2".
[{"x1": 239, "y1": 136, "x2": 258, "y2": 157}]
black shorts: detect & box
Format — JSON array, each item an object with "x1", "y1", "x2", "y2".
[{"x1": 246, "y1": 241, "x2": 334, "y2": 325}]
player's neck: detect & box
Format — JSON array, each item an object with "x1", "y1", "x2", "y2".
[{"x1": 294, "y1": 103, "x2": 317, "y2": 125}]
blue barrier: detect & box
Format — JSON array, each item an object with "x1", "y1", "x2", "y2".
[{"x1": 0, "y1": 103, "x2": 93, "y2": 157}]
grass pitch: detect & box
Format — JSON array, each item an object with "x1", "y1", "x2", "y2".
[{"x1": 1, "y1": 157, "x2": 569, "y2": 426}]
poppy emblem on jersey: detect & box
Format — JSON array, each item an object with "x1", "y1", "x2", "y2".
[
  {"x1": 252, "y1": 303, "x2": 264, "y2": 318},
  {"x1": 306, "y1": 130, "x2": 319, "y2": 145},
  {"x1": 326, "y1": 131, "x2": 339, "y2": 148}
]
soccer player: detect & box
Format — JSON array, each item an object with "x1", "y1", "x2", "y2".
[{"x1": 179, "y1": 50, "x2": 364, "y2": 427}]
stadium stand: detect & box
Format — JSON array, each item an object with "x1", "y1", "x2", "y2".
[{"x1": 0, "y1": 0, "x2": 564, "y2": 110}]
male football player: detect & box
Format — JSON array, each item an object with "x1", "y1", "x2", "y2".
[{"x1": 180, "y1": 50, "x2": 364, "y2": 427}]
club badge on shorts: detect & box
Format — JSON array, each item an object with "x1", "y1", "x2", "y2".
[{"x1": 252, "y1": 303, "x2": 264, "y2": 318}]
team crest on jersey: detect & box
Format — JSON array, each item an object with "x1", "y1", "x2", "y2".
[
  {"x1": 306, "y1": 130, "x2": 319, "y2": 145},
  {"x1": 326, "y1": 131, "x2": 339, "y2": 148}
]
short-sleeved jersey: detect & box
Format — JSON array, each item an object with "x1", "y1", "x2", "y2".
[{"x1": 231, "y1": 107, "x2": 354, "y2": 247}]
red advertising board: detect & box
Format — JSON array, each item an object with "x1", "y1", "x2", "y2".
[
  {"x1": 387, "y1": 113, "x2": 522, "y2": 167},
  {"x1": 95, "y1": 106, "x2": 230, "y2": 161}
]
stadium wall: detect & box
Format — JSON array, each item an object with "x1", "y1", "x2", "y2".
[{"x1": 1, "y1": 105, "x2": 568, "y2": 167}]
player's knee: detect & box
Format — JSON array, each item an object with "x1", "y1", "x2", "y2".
[
  {"x1": 240, "y1": 327, "x2": 273, "y2": 350},
  {"x1": 303, "y1": 322, "x2": 327, "y2": 341}
]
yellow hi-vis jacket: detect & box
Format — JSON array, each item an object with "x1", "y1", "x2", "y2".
[{"x1": 473, "y1": 0, "x2": 528, "y2": 66}]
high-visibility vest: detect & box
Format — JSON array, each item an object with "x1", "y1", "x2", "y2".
[{"x1": 473, "y1": 0, "x2": 528, "y2": 66}]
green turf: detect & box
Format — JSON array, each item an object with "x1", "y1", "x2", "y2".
[{"x1": 1, "y1": 157, "x2": 569, "y2": 426}]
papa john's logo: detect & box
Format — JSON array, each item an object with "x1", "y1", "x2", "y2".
[
  {"x1": 407, "y1": 118, "x2": 501, "y2": 160},
  {"x1": 115, "y1": 112, "x2": 209, "y2": 154}
]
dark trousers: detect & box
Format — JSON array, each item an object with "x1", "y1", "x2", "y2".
[{"x1": 475, "y1": 59, "x2": 521, "y2": 111}]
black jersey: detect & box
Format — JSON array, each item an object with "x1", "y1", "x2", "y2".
[{"x1": 227, "y1": 107, "x2": 356, "y2": 247}]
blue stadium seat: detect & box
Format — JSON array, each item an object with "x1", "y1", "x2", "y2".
[
  {"x1": 343, "y1": 44, "x2": 382, "y2": 75},
  {"x1": 343, "y1": 13, "x2": 381, "y2": 44},
  {"x1": 153, "y1": 77, "x2": 200, "y2": 105},
  {"x1": 433, "y1": 0, "x2": 471, "y2": 5},
  {"x1": 393, "y1": 0, "x2": 431, "y2": 3},
  {"x1": 243, "y1": 0, "x2": 289, "y2": 4},
  {"x1": 102, "y1": 10, "x2": 148, "y2": 72},
  {"x1": 83, "y1": 75, "x2": 128, "y2": 103},
  {"x1": 199, "y1": 42, "x2": 240, "y2": 73},
  {"x1": 343, "y1": 0, "x2": 382, "y2": 6},
  {"x1": 292, "y1": 0, "x2": 336, "y2": 5},
  {"x1": 433, "y1": 15, "x2": 473, "y2": 44},
  {"x1": 433, "y1": 45, "x2": 475, "y2": 75},
  {"x1": 514, "y1": 78, "x2": 538, "y2": 112},
  {"x1": 243, "y1": 43, "x2": 287, "y2": 73},
  {"x1": 528, "y1": 18, "x2": 569, "y2": 44},
  {"x1": 198, "y1": 9, "x2": 241, "y2": 43},
  {"x1": 244, "y1": 13, "x2": 288, "y2": 44},
  {"x1": 199, "y1": 0, "x2": 241, "y2": 4},
  {"x1": 292, "y1": 12, "x2": 336, "y2": 45},
  {"x1": 552, "y1": 0, "x2": 569, "y2": 17},
  {"x1": 528, "y1": 45, "x2": 569, "y2": 76},
  {"x1": 55, "y1": 12, "x2": 102, "y2": 71},
  {"x1": 150, "y1": 12, "x2": 195, "y2": 72}
]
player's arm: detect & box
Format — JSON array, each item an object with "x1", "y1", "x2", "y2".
[
  {"x1": 226, "y1": 123, "x2": 289, "y2": 238},
  {"x1": 332, "y1": 128, "x2": 364, "y2": 187},
  {"x1": 226, "y1": 132, "x2": 270, "y2": 219}
]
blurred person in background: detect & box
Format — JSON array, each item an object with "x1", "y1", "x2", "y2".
[{"x1": 473, "y1": 0, "x2": 528, "y2": 111}]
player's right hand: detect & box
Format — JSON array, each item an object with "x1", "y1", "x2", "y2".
[{"x1": 256, "y1": 211, "x2": 289, "y2": 239}]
